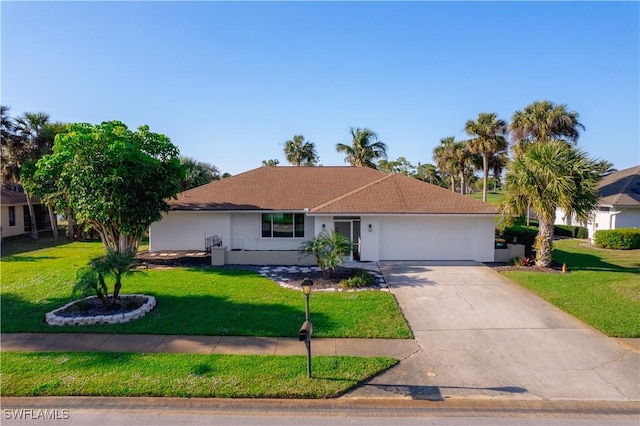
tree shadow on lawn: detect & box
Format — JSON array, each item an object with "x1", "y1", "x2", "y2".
[
  {"x1": 553, "y1": 248, "x2": 640, "y2": 273},
  {"x1": 0, "y1": 231, "x2": 77, "y2": 258},
  {"x1": 1, "y1": 292, "x2": 327, "y2": 338}
]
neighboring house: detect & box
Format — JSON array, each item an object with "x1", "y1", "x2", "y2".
[
  {"x1": 149, "y1": 166, "x2": 497, "y2": 264},
  {"x1": 0, "y1": 186, "x2": 50, "y2": 239},
  {"x1": 555, "y1": 165, "x2": 640, "y2": 238}
]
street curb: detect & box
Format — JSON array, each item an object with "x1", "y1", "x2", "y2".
[{"x1": 2, "y1": 396, "x2": 639, "y2": 416}]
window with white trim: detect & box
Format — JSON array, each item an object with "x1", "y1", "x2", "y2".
[
  {"x1": 262, "y1": 213, "x2": 305, "y2": 238},
  {"x1": 8, "y1": 206, "x2": 16, "y2": 227}
]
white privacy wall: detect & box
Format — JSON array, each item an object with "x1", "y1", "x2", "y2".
[
  {"x1": 149, "y1": 212, "x2": 231, "y2": 251},
  {"x1": 364, "y1": 215, "x2": 494, "y2": 262}
]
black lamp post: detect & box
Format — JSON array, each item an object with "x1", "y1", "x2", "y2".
[{"x1": 300, "y1": 277, "x2": 314, "y2": 378}]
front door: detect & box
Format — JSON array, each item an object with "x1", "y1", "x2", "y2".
[{"x1": 334, "y1": 221, "x2": 361, "y2": 260}]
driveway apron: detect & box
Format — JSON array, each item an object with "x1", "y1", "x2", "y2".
[{"x1": 345, "y1": 261, "x2": 639, "y2": 401}]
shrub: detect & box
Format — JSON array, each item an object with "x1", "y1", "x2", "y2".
[
  {"x1": 594, "y1": 229, "x2": 640, "y2": 250},
  {"x1": 500, "y1": 226, "x2": 538, "y2": 256},
  {"x1": 554, "y1": 224, "x2": 589, "y2": 239},
  {"x1": 299, "y1": 231, "x2": 351, "y2": 278},
  {"x1": 340, "y1": 268, "x2": 374, "y2": 289}
]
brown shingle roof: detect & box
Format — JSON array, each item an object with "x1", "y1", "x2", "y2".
[
  {"x1": 597, "y1": 165, "x2": 640, "y2": 207},
  {"x1": 1, "y1": 188, "x2": 40, "y2": 206},
  {"x1": 169, "y1": 166, "x2": 497, "y2": 215}
]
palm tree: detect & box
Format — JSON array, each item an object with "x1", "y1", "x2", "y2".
[
  {"x1": 433, "y1": 136, "x2": 457, "y2": 191},
  {"x1": 336, "y1": 127, "x2": 387, "y2": 168},
  {"x1": 283, "y1": 134, "x2": 319, "y2": 166},
  {"x1": 488, "y1": 150, "x2": 508, "y2": 191},
  {"x1": 502, "y1": 141, "x2": 600, "y2": 267},
  {"x1": 510, "y1": 100, "x2": 584, "y2": 156},
  {"x1": 451, "y1": 140, "x2": 473, "y2": 195},
  {"x1": 5, "y1": 112, "x2": 53, "y2": 239},
  {"x1": 465, "y1": 113, "x2": 508, "y2": 202},
  {"x1": 594, "y1": 159, "x2": 617, "y2": 177}
]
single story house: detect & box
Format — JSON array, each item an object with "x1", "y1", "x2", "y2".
[
  {"x1": 1, "y1": 186, "x2": 50, "y2": 239},
  {"x1": 555, "y1": 165, "x2": 640, "y2": 238},
  {"x1": 149, "y1": 166, "x2": 497, "y2": 264}
]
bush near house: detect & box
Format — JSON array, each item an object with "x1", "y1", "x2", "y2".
[
  {"x1": 555, "y1": 225, "x2": 589, "y2": 239},
  {"x1": 499, "y1": 225, "x2": 538, "y2": 256},
  {"x1": 594, "y1": 229, "x2": 640, "y2": 250}
]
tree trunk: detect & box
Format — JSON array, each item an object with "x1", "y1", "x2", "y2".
[
  {"x1": 24, "y1": 190, "x2": 38, "y2": 239},
  {"x1": 482, "y1": 153, "x2": 488, "y2": 202},
  {"x1": 459, "y1": 172, "x2": 465, "y2": 195},
  {"x1": 66, "y1": 208, "x2": 75, "y2": 240},
  {"x1": 47, "y1": 204, "x2": 58, "y2": 240},
  {"x1": 450, "y1": 175, "x2": 455, "y2": 192},
  {"x1": 535, "y1": 218, "x2": 555, "y2": 268}
]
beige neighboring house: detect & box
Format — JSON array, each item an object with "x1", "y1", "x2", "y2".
[
  {"x1": 149, "y1": 166, "x2": 497, "y2": 264},
  {"x1": 0, "y1": 186, "x2": 49, "y2": 239},
  {"x1": 555, "y1": 165, "x2": 640, "y2": 239}
]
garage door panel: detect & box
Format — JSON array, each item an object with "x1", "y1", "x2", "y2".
[{"x1": 379, "y1": 217, "x2": 476, "y2": 260}]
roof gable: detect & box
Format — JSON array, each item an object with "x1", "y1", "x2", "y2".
[
  {"x1": 169, "y1": 166, "x2": 497, "y2": 215},
  {"x1": 598, "y1": 166, "x2": 640, "y2": 207}
]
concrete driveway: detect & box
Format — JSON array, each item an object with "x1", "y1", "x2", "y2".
[{"x1": 345, "y1": 261, "x2": 639, "y2": 402}]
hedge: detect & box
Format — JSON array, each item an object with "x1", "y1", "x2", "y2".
[
  {"x1": 594, "y1": 228, "x2": 640, "y2": 250},
  {"x1": 500, "y1": 226, "x2": 538, "y2": 256},
  {"x1": 554, "y1": 224, "x2": 589, "y2": 239}
]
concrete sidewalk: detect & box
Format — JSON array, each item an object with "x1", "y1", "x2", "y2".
[{"x1": 0, "y1": 333, "x2": 419, "y2": 359}]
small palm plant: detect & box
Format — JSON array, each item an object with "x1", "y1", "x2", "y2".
[
  {"x1": 73, "y1": 249, "x2": 142, "y2": 308},
  {"x1": 299, "y1": 230, "x2": 351, "y2": 278}
]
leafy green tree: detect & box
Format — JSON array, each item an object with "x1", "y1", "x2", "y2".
[
  {"x1": 299, "y1": 230, "x2": 351, "y2": 278},
  {"x1": 30, "y1": 120, "x2": 183, "y2": 254},
  {"x1": 465, "y1": 113, "x2": 508, "y2": 202},
  {"x1": 261, "y1": 159, "x2": 280, "y2": 167},
  {"x1": 502, "y1": 141, "x2": 599, "y2": 267},
  {"x1": 415, "y1": 163, "x2": 441, "y2": 186},
  {"x1": 179, "y1": 156, "x2": 222, "y2": 191},
  {"x1": 510, "y1": 100, "x2": 584, "y2": 156},
  {"x1": 283, "y1": 135, "x2": 319, "y2": 166},
  {"x1": 377, "y1": 156, "x2": 415, "y2": 176},
  {"x1": 336, "y1": 127, "x2": 387, "y2": 168}
]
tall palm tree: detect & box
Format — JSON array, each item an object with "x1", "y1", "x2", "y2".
[
  {"x1": 451, "y1": 141, "x2": 473, "y2": 195},
  {"x1": 5, "y1": 112, "x2": 52, "y2": 239},
  {"x1": 502, "y1": 141, "x2": 599, "y2": 267},
  {"x1": 283, "y1": 134, "x2": 319, "y2": 166},
  {"x1": 433, "y1": 136, "x2": 457, "y2": 191},
  {"x1": 336, "y1": 127, "x2": 387, "y2": 168},
  {"x1": 488, "y1": 150, "x2": 508, "y2": 191},
  {"x1": 465, "y1": 113, "x2": 508, "y2": 202},
  {"x1": 510, "y1": 100, "x2": 584, "y2": 156}
]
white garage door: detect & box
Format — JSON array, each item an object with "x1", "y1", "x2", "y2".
[{"x1": 379, "y1": 216, "x2": 479, "y2": 261}]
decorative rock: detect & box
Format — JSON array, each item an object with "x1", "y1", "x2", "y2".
[{"x1": 45, "y1": 295, "x2": 156, "y2": 326}]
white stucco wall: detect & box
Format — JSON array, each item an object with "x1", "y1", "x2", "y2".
[
  {"x1": 229, "y1": 213, "x2": 314, "y2": 251},
  {"x1": 149, "y1": 211, "x2": 315, "y2": 252},
  {"x1": 590, "y1": 208, "x2": 640, "y2": 239},
  {"x1": 1, "y1": 205, "x2": 25, "y2": 238},
  {"x1": 149, "y1": 211, "x2": 231, "y2": 251}
]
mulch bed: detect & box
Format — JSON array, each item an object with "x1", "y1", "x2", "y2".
[
  {"x1": 135, "y1": 251, "x2": 375, "y2": 290},
  {"x1": 54, "y1": 296, "x2": 148, "y2": 318}
]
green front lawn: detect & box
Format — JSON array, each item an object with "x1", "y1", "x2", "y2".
[
  {"x1": 502, "y1": 239, "x2": 640, "y2": 337},
  {"x1": 467, "y1": 191, "x2": 504, "y2": 206},
  {"x1": 1, "y1": 352, "x2": 396, "y2": 398},
  {"x1": 1, "y1": 241, "x2": 411, "y2": 338}
]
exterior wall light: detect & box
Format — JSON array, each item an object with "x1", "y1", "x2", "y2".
[
  {"x1": 368, "y1": 224, "x2": 373, "y2": 232},
  {"x1": 321, "y1": 224, "x2": 326, "y2": 231}
]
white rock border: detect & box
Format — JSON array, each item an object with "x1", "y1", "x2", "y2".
[
  {"x1": 45, "y1": 294, "x2": 156, "y2": 326},
  {"x1": 257, "y1": 266, "x2": 389, "y2": 292}
]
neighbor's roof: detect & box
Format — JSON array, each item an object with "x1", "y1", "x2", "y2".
[
  {"x1": 0, "y1": 188, "x2": 40, "y2": 206},
  {"x1": 169, "y1": 166, "x2": 496, "y2": 215},
  {"x1": 598, "y1": 165, "x2": 640, "y2": 207}
]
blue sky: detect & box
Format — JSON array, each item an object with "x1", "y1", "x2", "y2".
[{"x1": 2, "y1": 1, "x2": 639, "y2": 175}]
